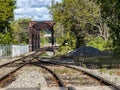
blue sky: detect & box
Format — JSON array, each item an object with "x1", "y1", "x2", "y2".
[{"x1": 14, "y1": 0, "x2": 61, "y2": 21}]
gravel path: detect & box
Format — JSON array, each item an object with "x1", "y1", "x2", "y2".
[{"x1": 6, "y1": 66, "x2": 47, "y2": 88}]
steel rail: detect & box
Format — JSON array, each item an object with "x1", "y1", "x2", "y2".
[
  {"x1": 0, "y1": 63, "x2": 27, "y2": 83},
  {"x1": 0, "y1": 47, "x2": 50, "y2": 87},
  {"x1": 65, "y1": 65, "x2": 120, "y2": 90},
  {"x1": 31, "y1": 63, "x2": 67, "y2": 90},
  {"x1": 0, "y1": 46, "x2": 49, "y2": 68},
  {"x1": 39, "y1": 60, "x2": 120, "y2": 90}
]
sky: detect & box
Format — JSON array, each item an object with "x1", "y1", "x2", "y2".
[{"x1": 14, "y1": 0, "x2": 61, "y2": 21}]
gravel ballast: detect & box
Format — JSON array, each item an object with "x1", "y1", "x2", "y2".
[
  {"x1": 88, "y1": 69, "x2": 120, "y2": 86},
  {"x1": 6, "y1": 66, "x2": 47, "y2": 88},
  {"x1": 71, "y1": 65, "x2": 120, "y2": 86},
  {"x1": 67, "y1": 46, "x2": 112, "y2": 57},
  {"x1": 0, "y1": 67, "x2": 17, "y2": 79}
]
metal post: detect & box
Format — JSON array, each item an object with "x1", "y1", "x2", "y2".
[
  {"x1": 51, "y1": 26, "x2": 55, "y2": 56},
  {"x1": 51, "y1": 26, "x2": 54, "y2": 46},
  {"x1": 29, "y1": 26, "x2": 31, "y2": 51}
]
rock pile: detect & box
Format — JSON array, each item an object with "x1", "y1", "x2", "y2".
[{"x1": 67, "y1": 46, "x2": 112, "y2": 57}]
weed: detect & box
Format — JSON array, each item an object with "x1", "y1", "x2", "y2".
[
  {"x1": 99, "y1": 68, "x2": 107, "y2": 74},
  {"x1": 109, "y1": 71, "x2": 113, "y2": 75}
]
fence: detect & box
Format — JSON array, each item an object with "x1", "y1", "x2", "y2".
[
  {"x1": 0, "y1": 44, "x2": 29, "y2": 59},
  {"x1": 0, "y1": 45, "x2": 11, "y2": 59}
]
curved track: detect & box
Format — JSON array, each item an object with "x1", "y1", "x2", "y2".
[
  {"x1": 0, "y1": 47, "x2": 49, "y2": 88},
  {"x1": 39, "y1": 59, "x2": 120, "y2": 90},
  {"x1": 0, "y1": 47, "x2": 119, "y2": 90},
  {"x1": 31, "y1": 63, "x2": 67, "y2": 89},
  {"x1": 0, "y1": 63, "x2": 27, "y2": 87}
]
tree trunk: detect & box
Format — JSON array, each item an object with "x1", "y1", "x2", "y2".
[{"x1": 75, "y1": 36, "x2": 85, "y2": 48}]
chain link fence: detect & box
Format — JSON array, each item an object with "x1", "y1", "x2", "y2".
[
  {"x1": 0, "y1": 44, "x2": 29, "y2": 59},
  {"x1": 0, "y1": 45, "x2": 12, "y2": 59}
]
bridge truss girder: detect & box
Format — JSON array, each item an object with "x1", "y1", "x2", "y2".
[{"x1": 29, "y1": 21, "x2": 55, "y2": 51}]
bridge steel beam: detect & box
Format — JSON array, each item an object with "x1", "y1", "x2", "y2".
[{"x1": 29, "y1": 21, "x2": 55, "y2": 51}]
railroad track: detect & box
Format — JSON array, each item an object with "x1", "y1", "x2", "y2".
[
  {"x1": 0, "y1": 47, "x2": 50, "y2": 88},
  {"x1": 0, "y1": 46, "x2": 68, "y2": 90},
  {"x1": 31, "y1": 62, "x2": 77, "y2": 90},
  {"x1": 0, "y1": 63, "x2": 27, "y2": 87},
  {"x1": 0, "y1": 60, "x2": 119, "y2": 90},
  {"x1": 0, "y1": 52, "x2": 119, "y2": 90},
  {"x1": 0, "y1": 63, "x2": 70, "y2": 90},
  {"x1": 31, "y1": 63, "x2": 67, "y2": 90},
  {"x1": 0, "y1": 46, "x2": 50, "y2": 68},
  {"x1": 38, "y1": 59, "x2": 120, "y2": 90}
]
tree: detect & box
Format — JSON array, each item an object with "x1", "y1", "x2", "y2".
[
  {"x1": 50, "y1": 0, "x2": 101, "y2": 48},
  {"x1": 10, "y1": 18, "x2": 31, "y2": 44},
  {"x1": 96, "y1": 0, "x2": 120, "y2": 53},
  {"x1": 0, "y1": 32, "x2": 12, "y2": 44},
  {"x1": 0, "y1": 0, "x2": 15, "y2": 32},
  {"x1": 0, "y1": 0, "x2": 16, "y2": 44}
]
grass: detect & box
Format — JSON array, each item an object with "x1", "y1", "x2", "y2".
[
  {"x1": 99, "y1": 68, "x2": 107, "y2": 74},
  {"x1": 39, "y1": 52, "x2": 51, "y2": 58},
  {"x1": 53, "y1": 67, "x2": 80, "y2": 76},
  {"x1": 52, "y1": 45, "x2": 120, "y2": 68},
  {"x1": 54, "y1": 46, "x2": 73, "y2": 58},
  {"x1": 74, "y1": 56, "x2": 120, "y2": 65}
]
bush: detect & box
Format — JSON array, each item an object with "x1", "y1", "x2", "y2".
[
  {"x1": 87, "y1": 37, "x2": 111, "y2": 50},
  {"x1": 55, "y1": 45, "x2": 73, "y2": 57}
]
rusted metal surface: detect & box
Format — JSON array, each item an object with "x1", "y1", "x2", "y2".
[{"x1": 29, "y1": 21, "x2": 55, "y2": 51}]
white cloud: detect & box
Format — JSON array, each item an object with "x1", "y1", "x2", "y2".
[
  {"x1": 15, "y1": 7, "x2": 49, "y2": 15},
  {"x1": 16, "y1": 0, "x2": 30, "y2": 8},
  {"x1": 14, "y1": 0, "x2": 61, "y2": 21},
  {"x1": 30, "y1": 0, "x2": 50, "y2": 7}
]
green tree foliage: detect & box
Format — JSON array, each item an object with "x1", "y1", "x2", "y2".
[
  {"x1": 0, "y1": 32, "x2": 12, "y2": 44},
  {"x1": 50, "y1": 0, "x2": 100, "y2": 48},
  {"x1": 54, "y1": 23, "x2": 76, "y2": 48},
  {"x1": 87, "y1": 37, "x2": 111, "y2": 50},
  {"x1": 0, "y1": 0, "x2": 15, "y2": 32},
  {"x1": 96, "y1": 0, "x2": 120, "y2": 53},
  {"x1": 10, "y1": 18, "x2": 31, "y2": 44},
  {"x1": 0, "y1": 0, "x2": 15, "y2": 44}
]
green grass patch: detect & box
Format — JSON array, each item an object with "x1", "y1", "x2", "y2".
[{"x1": 74, "y1": 56, "x2": 120, "y2": 68}]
